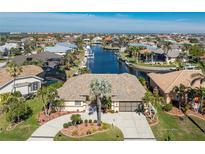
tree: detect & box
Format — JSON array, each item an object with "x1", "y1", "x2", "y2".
[
  {"x1": 1, "y1": 92, "x2": 32, "y2": 123},
  {"x1": 189, "y1": 45, "x2": 204, "y2": 57},
  {"x1": 143, "y1": 91, "x2": 158, "y2": 120},
  {"x1": 37, "y1": 86, "x2": 63, "y2": 116},
  {"x1": 6, "y1": 97, "x2": 32, "y2": 123},
  {"x1": 172, "y1": 84, "x2": 187, "y2": 112},
  {"x1": 7, "y1": 62, "x2": 23, "y2": 92},
  {"x1": 79, "y1": 67, "x2": 90, "y2": 74},
  {"x1": 195, "y1": 87, "x2": 205, "y2": 113},
  {"x1": 138, "y1": 77, "x2": 146, "y2": 88},
  {"x1": 191, "y1": 61, "x2": 205, "y2": 86},
  {"x1": 90, "y1": 78, "x2": 111, "y2": 125}
]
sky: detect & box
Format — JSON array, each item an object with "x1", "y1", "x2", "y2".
[{"x1": 0, "y1": 12, "x2": 205, "y2": 33}]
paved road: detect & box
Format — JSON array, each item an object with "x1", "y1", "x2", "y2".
[{"x1": 28, "y1": 112, "x2": 155, "y2": 141}]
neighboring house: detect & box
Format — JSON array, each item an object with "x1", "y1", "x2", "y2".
[
  {"x1": 92, "y1": 36, "x2": 102, "y2": 44},
  {"x1": 44, "y1": 42, "x2": 77, "y2": 55},
  {"x1": 58, "y1": 73, "x2": 146, "y2": 112},
  {"x1": 0, "y1": 65, "x2": 44, "y2": 95},
  {"x1": 148, "y1": 70, "x2": 205, "y2": 103},
  {"x1": 12, "y1": 52, "x2": 63, "y2": 69},
  {"x1": 0, "y1": 43, "x2": 18, "y2": 56}
]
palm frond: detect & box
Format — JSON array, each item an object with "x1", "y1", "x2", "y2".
[
  {"x1": 191, "y1": 77, "x2": 203, "y2": 86},
  {"x1": 191, "y1": 73, "x2": 204, "y2": 78}
]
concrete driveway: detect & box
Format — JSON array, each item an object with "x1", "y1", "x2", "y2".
[{"x1": 28, "y1": 112, "x2": 155, "y2": 141}]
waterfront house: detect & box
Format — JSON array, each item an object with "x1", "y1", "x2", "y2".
[
  {"x1": 0, "y1": 65, "x2": 44, "y2": 95},
  {"x1": 12, "y1": 52, "x2": 62, "y2": 69},
  {"x1": 58, "y1": 73, "x2": 146, "y2": 112},
  {"x1": 148, "y1": 70, "x2": 205, "y2": 103},
  {"x1": 44, "y1": 42, "x2": 77, "y2": 56}
]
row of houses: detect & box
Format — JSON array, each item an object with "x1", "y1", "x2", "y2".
[{"x1": 0, "y1": 61, "x2": 204, "y2": 112}]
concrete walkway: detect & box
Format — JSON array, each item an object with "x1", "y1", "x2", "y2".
[{"x1": 28, "y1": 112, "x2": 155, "y2": 141}]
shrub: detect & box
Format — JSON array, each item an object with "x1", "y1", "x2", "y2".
[
  {"x1": 86, "y1": 130, "x2": 92, "y2": 135},
  {"x1": 101, "y1": 123, "x2": 110, "y2": 130},
  {"x1": 79, "y1": 119, "x2": 83, "y2": 124},
  {"x1": 89, "y1": 119, "x2": 92, "y2": 123},
  {"x1": 6, "y1": 99, "x2": 32, "y2": 123},
  {"x1": 93, "y1": 120, "x2": 97, "y2": 123},
  {"x1": 84, "y1": 119, "x2": 88, "y2": 123},
  {"x1": 92, "y1": 128, "x2": 97, "y2": 133},
  {"x1": 163, "y1": 104, "x2": 173, "y2": 112},
  {"x1": 71, "y1": 114, "x2": 82, "y2": 125},
  {"x1": 71, "y1": 130, "x2": 78, "y2": 136},
  {"x1": 63, "y1": 123, "x2": 69, "y2": 128},
  {"x1": 67, "y1": 122, "x2": 72, "y2": 126}
]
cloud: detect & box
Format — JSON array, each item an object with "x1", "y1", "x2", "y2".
[{"x1": 0, "y1": 13, "x2": 205, "y2": 33}]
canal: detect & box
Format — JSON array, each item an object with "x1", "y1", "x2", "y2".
[{"x1": 86, "y1": 45, "x2": 147, "y2": 78}]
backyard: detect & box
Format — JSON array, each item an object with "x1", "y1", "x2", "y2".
[{"x1": 151, "y1": 106, "x2": 205, "y2": 141}]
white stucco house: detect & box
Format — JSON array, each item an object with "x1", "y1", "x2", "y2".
[
  {"x1": 44, "y1": 42, "x2": 77, "y2": 56},
  {"x1": 0, "y1": 65, "x2": 44, "y2": 95}
]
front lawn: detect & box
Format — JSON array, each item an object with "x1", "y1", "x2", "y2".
[
  {"x1": 0, "y1": 97, "x2": 43, "y2": 141},
  {"x1": 151, "y1": 107, "x2": 205, "y2": 141},
  {"x1": 54, "y1": 126, "x2": 124, "y2": 141}
]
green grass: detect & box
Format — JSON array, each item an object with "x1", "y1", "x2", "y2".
[
  {"x1": 54, "y1": 126, "x2": 124, "y2": 141},
  {"x1": 0, "y1": 97, "x2": 43, "y2": 141},
  {"x1": 151, "y1": 106, "x2": 205, "y2": 141}
]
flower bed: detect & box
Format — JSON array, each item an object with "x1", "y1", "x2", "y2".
[
  {"x1": 38, "y1": 111, "x2": 83, "y2": 125},
  {"x1": 165, "y1": 107, "x2": 205, "y2": 121},
  {"x1": 61, "y1": 122, "x2": 111, "y2": 138},
  {"x1": 165, "y1": 107, "x2": 184, "y2": 117}
]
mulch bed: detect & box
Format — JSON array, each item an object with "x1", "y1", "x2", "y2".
[
  {"x1": 38, "y1": 111, "x2": 82, "y2": 125},
  {"x1": 186, "y1": 110, "x2": 205, "y2": 121},
  {"x1": 165, "y1": 107, "x2": 184, "y2": 117},
  {"x1": 166, "y1": 107, "x2": 205, "y2": 121},
  {"x1": 61, "y1": 123, "x2": 108, "y2": 138}
]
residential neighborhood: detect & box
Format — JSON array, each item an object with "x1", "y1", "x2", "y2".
[{"x1": 1, "y1": 13, "x2": 205, "y2": 141}]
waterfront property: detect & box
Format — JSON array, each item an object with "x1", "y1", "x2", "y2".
[
  {"x1": 44, "y1": 42, "x2": 77, "y2": 55},
  {"x1": 148, "y1": 70, "x2": 205, "y2": 103},
  {"x1": 12, "y1": 52, "x2": 62, "y2": 68},
  {"x1": 58, "y1": 73, "x2": 146, "y2": 112},
  {"x1": 0, "y1": 65, "x2": 44, "y2": 95}
]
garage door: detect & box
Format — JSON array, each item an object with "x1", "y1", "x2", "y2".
[{"x1": 119, "y1": 102, "x2": 140, "y2": 112}]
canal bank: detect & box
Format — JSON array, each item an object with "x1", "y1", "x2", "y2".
[{"x1": 86, "y1": 45, "x2": 147, "y2": 79}]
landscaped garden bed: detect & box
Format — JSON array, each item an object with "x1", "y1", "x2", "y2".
[
  {"x1": 38, "y1": 111, "x2": 83, "y2": 125},
  {"x1": 165, "y1": 107, "x2": 205, "y2": 121},
  {"x1": 54, "y1": 114, "x2": 124, "y2": 141},
  {"x1": 61, "y1": 122, "x2": 111, "y2": 138}
]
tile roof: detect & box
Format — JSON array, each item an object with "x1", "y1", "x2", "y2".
[
  {"x1": 12, "y1": 52, "x2": 62, "y2": 65},
  {"x1": 148, "y1": 70, "x2": 205, "y2": 94},
  {"x1": 0, "y1": 65, "x2": 43, "y2": 87},
  {"x1": 58, "y1": 73, "x2": 146, "y2": 102}
]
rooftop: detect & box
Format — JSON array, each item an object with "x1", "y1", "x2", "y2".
[
  {"x1": 148, "y1": 70, "x2": 205, "y2": 94},
  {"x1": 0, "y1": 65, "x2": 43, "y2": 87},
  {"x1": 58, "y1": 73, "x2": 146, "y2": 102}
]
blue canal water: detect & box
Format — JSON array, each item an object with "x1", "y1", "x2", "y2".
[{"x1": 86, "y1": 45, "x2": 146, "y2": 78}]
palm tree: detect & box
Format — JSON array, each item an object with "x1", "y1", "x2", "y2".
[
  {"x1": 162, "y1": 41, "x2": 172, "y2": 63},
  {"x1": 7, "y1": 62, "x2": 23, "y2": 92},
  {"x1": 172, "y1": 84, "x2": 187, "y2": 112},
  {"x1": 191, "y1": 61, "x2": 205, "y2": 85},
  {"x1": 195, "y1": 87, "x2": 205, "y2": 113},
  {"x1": 90, "y1": 78, "x2": 111, "y2": 125}
]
